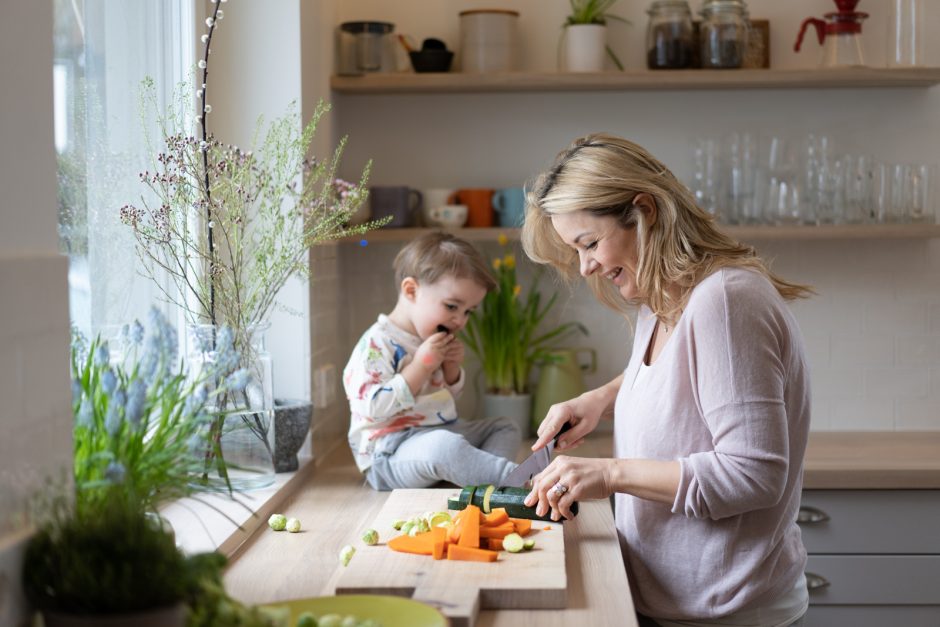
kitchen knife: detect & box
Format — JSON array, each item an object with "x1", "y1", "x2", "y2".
[{"x1": 498, "y1": 421, "x2": 572, "y2": 488}]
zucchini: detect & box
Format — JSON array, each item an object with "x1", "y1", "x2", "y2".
[{"x1": 446, "y1": 485, "x2": 579, "y2": 521}]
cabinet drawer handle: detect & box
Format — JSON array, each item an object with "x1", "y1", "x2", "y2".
[
  {"x1": 797, "y1": 506, "x2": 830, "y2": 524},
  {"x1": 805, "y1": 572, "x2": 831, "y2": 591}
]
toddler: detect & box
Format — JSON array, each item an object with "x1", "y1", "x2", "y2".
[{"x1": 344, "y1": 231, "x2": 521, "y2": 490}]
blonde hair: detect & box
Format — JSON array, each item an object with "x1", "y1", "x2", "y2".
[
  {"x1": 393, "y1": 231, "x2": 497, "y2": 292},
  {"x1": 522, "y1": 133, "x2": 813, "y2": 324}
]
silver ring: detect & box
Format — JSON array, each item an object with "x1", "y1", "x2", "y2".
[{"x1": 551, "y1": 482, "x2": 569, "y2": 497}]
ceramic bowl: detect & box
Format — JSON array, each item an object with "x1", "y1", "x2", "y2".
[
  {"x1": 263, "y1": 594, "x2": 446, "y2": 627},
  {"x1": 409, "y1": 50, "x2": 454, "y2": 73}
]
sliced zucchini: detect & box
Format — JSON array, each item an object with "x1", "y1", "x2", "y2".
[
  {"x1": 503, "y1": 532, "x2": 525, "y2": 553},
  {"x1": 523, "y1": 538, "x2": 536, "y2": 551},
  {"x1": 481, "y1": 484, "x2": 496, "y2": 514}
]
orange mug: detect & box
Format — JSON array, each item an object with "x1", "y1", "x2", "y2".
[{"x1": 449, "y1": 188, "x2": 494, "y2": 227}]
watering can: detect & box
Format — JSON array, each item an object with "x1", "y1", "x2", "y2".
[{"x1": 531, "y1": 348, "x2": 597, "y2": 436}]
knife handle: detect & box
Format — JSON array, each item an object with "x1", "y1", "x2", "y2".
[{"x1": 552, "y1": 421, "x2": 573, "y2": 445}]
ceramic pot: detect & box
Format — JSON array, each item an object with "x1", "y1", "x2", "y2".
[
  {"x1": 274, "y1": 398, "x2": 313, "y2": 472},
  {"x1": 43, "y1": 603, "x2": 187, "y2": 627},
  {"x1": 482, "y1": 392, "x2": 531, "y2": 438},
  {"x1": 565, "y1": 24, "x2": 608, "y2": 71}
]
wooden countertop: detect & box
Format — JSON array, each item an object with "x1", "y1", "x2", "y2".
[
  {"x1": 223, "y1": 430, "x2": 938, "y2": 622},
  {"x1": 803, "y1": 431, "x2": 940, "y2": 489},
  {"x1": 223, "y1": 442, "x2": 636, "y2": 626}
]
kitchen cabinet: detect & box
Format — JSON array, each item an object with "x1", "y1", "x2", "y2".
[{"x1": 798, "y1": 489, "x2": 940, "y2": 626}]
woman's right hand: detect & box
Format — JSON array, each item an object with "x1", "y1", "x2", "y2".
[{"x1": 532, "y1": 388, "x2": 608, "y2": 453}]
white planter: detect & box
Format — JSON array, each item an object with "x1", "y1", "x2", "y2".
[
  {"x1": 564, "y1": 24, "x2": 607, "y2": 72},
  {"x1": 482, "y1": 392, "x2": 532, "y2": 438}
]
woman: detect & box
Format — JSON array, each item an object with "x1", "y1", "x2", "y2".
[{"x1": 521, "y1": 134, "x2": 813, "y2": 627}]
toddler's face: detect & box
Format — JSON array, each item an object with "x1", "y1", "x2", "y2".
[{"x1": 411, "y1": 276, "x2": 487, "y2": 339}]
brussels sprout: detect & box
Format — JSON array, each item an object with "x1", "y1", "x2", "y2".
[
  {"x1": 268, "y1": 513, "x2": 287, "y2": 531},
  {"x1": 358, "y1": 620, "x2": 382, "y2": 627},
  {"x1": 296, "y1": 611, "x2": 318, "y2": 627},
  {"x1": 361, "y1": 528, "x2": 379, "y2": 545},
  {"x1": 400, "y1": 521, "x2": 415, "y2": 536},
  {"x1": 391, "y1": 519, "x2": 406, "y2": 530},
  {"x1": 340, "y1": 616, "x2": 358, "y2": 627},
  {"x1": 339, "y1": 544, "x2": 356, "y2": 567},
  {"x1": 286, "y1": 517, "x2": 302, "y2": 533}
]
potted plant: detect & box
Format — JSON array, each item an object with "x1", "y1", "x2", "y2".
[
  {"x1": 23, "y1": 492, "x2": 285, "y2": 627},
  {"x1": 120, "y1": 3, "x2": 387, "y2": 489},
  {"x1": 561, "y1": 0, "x2": 629, "y2": 72},
  {"x1": 462, "y1": 234, "x2": 586, "y2": 436}
]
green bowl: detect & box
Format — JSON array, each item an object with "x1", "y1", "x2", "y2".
[{"x1": 263, "y1": 594, "x2": 446, "y2": 627}]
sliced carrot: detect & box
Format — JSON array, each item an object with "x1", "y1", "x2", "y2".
[
  {"x1": 479, "y1": 523, "x2": 516, "y2": 539},
  {"x1": 487, "y1": 537, "x2": 504, "y2": 551},
  {"x1": 388, "y1": 532, "x2": 434, "y2": 555},
  {"x1": 432, "y1": 540, "x2": 446, "y2": 560},
  {"x1": 447, "y1": 543, "x2": 498, "y2": 562},
  {"x1": 448, "y1": 510, "x2": 464, "y2": 544},
  {"x1": 543, "y1": 525, "x2": 552, "y2": 530},
  {"x1": 429, "y1": 526, "x2": 447, "y2": 544},
  {"x1": 483, "y1": 508, "x2": 509, "y2": 526},
  {"x1": 458, "y1": 504, "x2": 481, "y2": 548},
  {"x1": 510, "y1": 518, "x2": 532, "y2": 536}
]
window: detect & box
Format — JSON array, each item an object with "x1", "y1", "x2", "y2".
[{"x1": 53, "y1": 0, "x2": 194, "y2": 337}]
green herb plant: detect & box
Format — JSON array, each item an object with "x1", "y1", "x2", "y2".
[
  {"x1": 462, "y1": 235, "x2": 586, "y2": 395},
  {"x1": 561, "y1": 0, "x2": 630, "y2": 70}
]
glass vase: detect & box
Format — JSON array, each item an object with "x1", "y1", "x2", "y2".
[{"x1": 187, "y1": 322, "x2": 275, "y2": 491}]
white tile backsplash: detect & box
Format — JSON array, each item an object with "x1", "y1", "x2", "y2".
[{"x1": 326, "y1": 239, "x2": 940, "y2": 434}]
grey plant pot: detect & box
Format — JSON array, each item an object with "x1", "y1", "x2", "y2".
[{"x1": 274, "y1": 398, "x2": 313, "y2": 472}]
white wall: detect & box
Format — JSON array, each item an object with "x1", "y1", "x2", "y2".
[
  {"x1": 0, "y1": 1, "x2": 73, "y2": 624},
  {"x1": 209, "y1": 0, "x2": 312, "y2": 402},
  {"x1": 328, "y1": 0, "x2": 940, "y2": 432}
]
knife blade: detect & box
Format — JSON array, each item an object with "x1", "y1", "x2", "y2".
[{"x1": 498, "y1": 421, "x2": 572, "y2": 488}]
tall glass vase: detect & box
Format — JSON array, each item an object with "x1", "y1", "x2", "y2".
[{"x1": 187, "y1": 322, "x2": 275, "y2": 491}]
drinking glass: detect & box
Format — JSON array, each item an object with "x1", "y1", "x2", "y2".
[
  {"x1": 762, "y1": 136, "x2": 801, "y2": 225},
  {"x1": 871, "y1": 162, "x2": 892, "y2": 223},
  {"x1": 843, "y1": 154, "x2": 873, "y2": 223},
  {"x1": 724, "y1": 131, "x2": 759, "y2": 224},
  {"x1": 692, "y1": 137, "x2": 721, "y2": 220},
  {"x1": 909, "y1": 163, "x2": 935, "y2": 223},
  {"x1": 890, "y1": 163, "x2": 912, "y2": 223}
]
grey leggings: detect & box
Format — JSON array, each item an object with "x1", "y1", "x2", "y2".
[{"x1": 365, "y1": 417, "x2": 520, "y2": 491}]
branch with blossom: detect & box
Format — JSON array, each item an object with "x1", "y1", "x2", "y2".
[{"x1": 120, "y1": 3, "x2": 388, "y2": 350}]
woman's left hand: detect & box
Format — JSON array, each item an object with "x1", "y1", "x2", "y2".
[{"x1": 523, "y1": 456, "x2": 616, "y2": 521}]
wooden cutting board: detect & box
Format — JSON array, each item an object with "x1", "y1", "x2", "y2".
[{"x1": 333, "y1": 488, "x2": 567, "y2": 627}]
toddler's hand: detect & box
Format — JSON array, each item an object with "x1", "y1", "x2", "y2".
[
  {"x1": 443, "y1": 338, "x2": 464, "y2": 366},
  {"x1": 414, "y1": 331, "x2": 450, "y2": 373}
]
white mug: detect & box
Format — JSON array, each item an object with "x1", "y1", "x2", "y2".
[
  {"x1": 428, "y1": 204, "x2": 468, "y2": 228},
  {"x1": 422, "y1": 188, "x2": 456, "y2": 226}
]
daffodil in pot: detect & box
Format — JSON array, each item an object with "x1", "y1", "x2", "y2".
[
  {"x1": 561, "y1": 0, "x2": 629, "y2": 72},
  {"x1": 462, "y1": 235, "x2": 587, "y2": 436},
  {"x1": 121, "y1": 4, "x2": 387, "y2": 489}
]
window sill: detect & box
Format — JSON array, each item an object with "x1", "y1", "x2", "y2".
[{"x1": 160, "y1": 454, "x2": 315, "y2": 558}]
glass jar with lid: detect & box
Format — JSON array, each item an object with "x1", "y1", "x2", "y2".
[
  {"x1": 699, "y1": 0, "x2": 749, "y2": 69},
  {"x1": 646, "y1": 0, "x2": 694, "y2": 69}
]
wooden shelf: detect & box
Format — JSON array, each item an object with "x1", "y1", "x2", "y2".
[
  {"x1": 331, "y1": 67, "x2": 940, "y2": 94},
  {"x1": 343, "y1": 224, "x2": 940, "y2": 244}
]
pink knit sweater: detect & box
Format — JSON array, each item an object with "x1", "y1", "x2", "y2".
[{"x1": 614, "y1": 267, "x2": 810, "y2": 620}]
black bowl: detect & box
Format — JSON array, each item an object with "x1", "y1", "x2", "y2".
[{"x1": 409, "y1": 50, "x2": 454, "y2": 73}]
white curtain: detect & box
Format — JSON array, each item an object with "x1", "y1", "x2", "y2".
[{"x1": 54, "y1": 0, "x2": 194, "y2": 338}]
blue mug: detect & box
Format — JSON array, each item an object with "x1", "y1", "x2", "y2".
[{"x1": 492, "y1": 187, "x2": 526, "y2": 227}]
